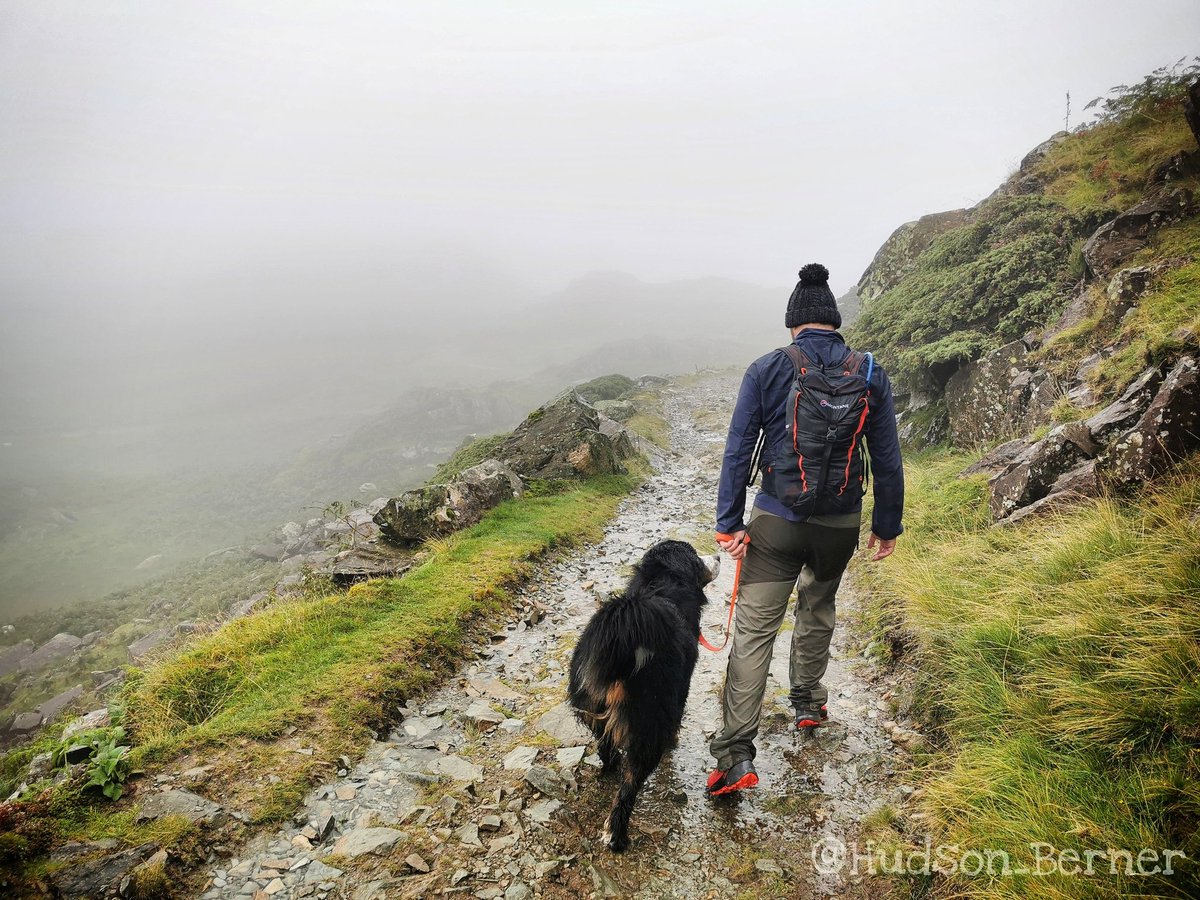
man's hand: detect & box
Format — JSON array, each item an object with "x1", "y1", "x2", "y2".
[
  {"x1": 867, "y1": 532, "x2": 897, "y2": 561},
  {"x1": 716, "y1": 530, "x2": 748, "y2": 560}
]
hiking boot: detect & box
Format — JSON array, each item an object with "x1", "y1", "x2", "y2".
[
  {"x1": 705, "y1": 759, "x2": 758, "y2": 797},
  {"x1": 794, "y1": 703, "x2": 829, "y2": 730}
]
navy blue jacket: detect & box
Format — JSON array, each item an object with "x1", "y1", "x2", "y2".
[{"x1": 716, "y1": 329, "x2": 905, "y2": 540}]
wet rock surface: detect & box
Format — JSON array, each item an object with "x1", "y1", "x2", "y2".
[
  {"x1": 196, "y1": 373, "x2": 906, "y2": 899},
  {"x1": 498, "y1": 392, "x2": 628, "y2": 480},
  {"x1": 944, "y1": 338, "x2": 1060, "y2": 446},
  {"x1": 374, "y1": 460, "x2": 524, "y2": 545}
]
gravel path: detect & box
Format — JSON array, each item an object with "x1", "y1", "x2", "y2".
[{"x1": 197, "y1": 373, "x2": 912, "y2": 900}]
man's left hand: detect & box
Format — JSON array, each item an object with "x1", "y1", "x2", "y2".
[{"x1": 867, "y1": 532, "x2": 897, "y2": 561}]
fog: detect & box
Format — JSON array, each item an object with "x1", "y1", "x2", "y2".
[{"x1": 2, "y1": 0, "x2": 1198, "y2": 617}]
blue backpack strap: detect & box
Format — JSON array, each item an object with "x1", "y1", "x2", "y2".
[{"x1": 864, "y1": 352, "x2": 875, "y2": 388}]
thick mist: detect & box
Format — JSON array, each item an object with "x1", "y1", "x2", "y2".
[{"x1": 2, "y1": 1, "x2": 1199, "y2": 617}]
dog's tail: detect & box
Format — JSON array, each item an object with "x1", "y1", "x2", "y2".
[{"x1": 580, "y1": 592, "x2": 678, "y2": 691}]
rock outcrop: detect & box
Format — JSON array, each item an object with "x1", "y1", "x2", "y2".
[
  {"x1": 497, "y1": 393, "x2": 628, "y2": 480},
  {"x1": 855, "y1": 209, "x2": 972, "y2": 306},
  {"x1": 375, "y1": 460, "x2": 523, "y2": 545},
  {"x1": 1082, "y1": 186, "x2": 1193, "y2": 278},
  {"x1": 988, "y1": 423, "x2": 1097, "y2": 520},
  {"x1": 944, "y1": 338, "x2": 1061, "y2": 446},
  {"x1": 1103, "y1": 356, "x2": 1200, "y2": 491},
  {"x1": 983, "y1": 357, "x2": 1200, "y2": 522}
]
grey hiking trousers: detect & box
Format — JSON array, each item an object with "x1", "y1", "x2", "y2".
[{"x1": 709, "y1": 506, "x2": 859, "y2": 771}]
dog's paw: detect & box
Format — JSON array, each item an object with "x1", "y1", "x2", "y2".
[{"x1": 602, "y1": 822, "x2": 629, "y2": 852}]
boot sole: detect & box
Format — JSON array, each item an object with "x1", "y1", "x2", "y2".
[{"x1": 705, "y1": 771, "x2": 759, "y2": 797}]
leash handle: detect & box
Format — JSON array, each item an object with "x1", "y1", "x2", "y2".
[{"x1": 700, "y1": 534, "x2": 748, "y2": 652}]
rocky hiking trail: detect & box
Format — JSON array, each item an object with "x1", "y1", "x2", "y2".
[{"x1": 200, "y1": 373, "x2": 913, "y2": 900}]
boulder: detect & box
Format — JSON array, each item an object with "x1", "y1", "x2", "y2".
[
  {"x1": 1101, "y1": 356, "x2": 1200, "y2": 491},
  {"x1": 229, "y1": 591, "x2": 269, "y2": 619},
  {"x1": 1049, "y1": 459, "x2": 1100, "y2": 497},
  {"x1": 330, "y1": 827, "x2": 406, "y2": 859},
  {"x1": 325, "y1": 545, "x2": 412, "y2": 585},
  {"x1": 988, "y1": 423, "x2": 1098, "y2": 520},
  {"x1": 249, "y1": 542, "x2": 286, "y2": 561},
  {"x1": 960, "y1": 438, "x2": 1029, "y2": 477},
  {"x1": 593, "y1": 399, "x2": 635, "y2": 422},
  {"x1": 498, "y1": 393, "x2": 628, "y2": 480},
  {"x1": 127, "y1": 628, "x2": 171, "y2": 662},
  {"x1": 944, "y1": 339, "x2": 1061, "y2": 446},
  {"x1": 38, "y1": 685, "x2": 85, "y2": 723},
  {"x1": 135, "y1": 788, "x2": 225, "y2": 825},
  {"x1": 0, "y1": 639, "x2": 34, "y2": 676},
  {"x1": 18, "y1": 633, "x2": 82, "y2": 673},
  {"x1": 50, "y1": 843, "x2": 158, "y2": 900},
  {"x1": 997, "y1": 462, "x2": 1102, "y2": 528},
  {"x1": 374, "y1": 459, "x2": 523, "y2": 545},
  {"x1": 1082, "y1": 187, "x2": 1194, "y2": 279},
  {"x1": 8, "y1": 710, "x2": 43, "y2": 733},
  {"x1": 62, "y1": 708, "x2": 112, "y2": 740},
  {"x1": 1083, "y1": 364, "x2": 1166, "y2": 443}
]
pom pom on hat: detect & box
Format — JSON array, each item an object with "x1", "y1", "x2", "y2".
[{"x1": 798, "y1": 263, "x2": 830, "y2": 286}]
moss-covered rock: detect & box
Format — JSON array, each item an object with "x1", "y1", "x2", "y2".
[
  {"x1": 497, "y1": 393, "x2": 627, "y2": 480},
  {"x1": 374, "y1": 460, "x2": 523, "y2": 545}
]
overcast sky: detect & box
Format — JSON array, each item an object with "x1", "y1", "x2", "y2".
[{"x1": 2, "y1": 1, "x2": 1198, "y2": 304}]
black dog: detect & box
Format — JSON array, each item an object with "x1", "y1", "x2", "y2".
[{"x1": 568, "y1": 540, "x2": 719, "y2": 851}]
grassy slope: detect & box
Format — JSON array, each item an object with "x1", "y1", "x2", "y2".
[
  {"x1": 849, "y1": 91, "x2": 1198, "y2": 395},
  {"x1": 858, "y1": 453, "x2": 1200, "y2": 897},
  {"x1": 1032, "y1": 99, "x2": 1200, "y2": 399},
  {"x1": 1, "y1": 474, "x2": 636, "y2": 889}
]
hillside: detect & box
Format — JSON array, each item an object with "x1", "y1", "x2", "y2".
[{"x1": 845, "y1": 66, "x2": 1200, "y2": 897}]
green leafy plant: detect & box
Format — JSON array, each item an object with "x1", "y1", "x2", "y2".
[
  {"x1": 51, "y1": 726, "x2": 133, "y2": 800},
  {"x1": 85, "y1": 734, "x2": 132, "y2": 800}
]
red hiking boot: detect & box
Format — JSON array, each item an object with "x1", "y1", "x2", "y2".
[
  {"x1": 705, "y1": 759, "x2": 758, "y2": 797},
  {"x1": 795, "y1": 704, "x2": 829, "y2": 730}
]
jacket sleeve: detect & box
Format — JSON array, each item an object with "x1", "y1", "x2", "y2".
[
  {"x1": 864, "y1": 365, "x2": 905, "y2": 540},
  {"x1": 716, "y1": 364, "x2": 763, "y2": 535}
]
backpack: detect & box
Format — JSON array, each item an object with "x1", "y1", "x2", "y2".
[{"x1": 758, "y1": 344, "x2": 874, "y2": 516}]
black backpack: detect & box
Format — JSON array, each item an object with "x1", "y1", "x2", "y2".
[{"x1": 757, "y1": 344, "x2": 874, "y2": 516}]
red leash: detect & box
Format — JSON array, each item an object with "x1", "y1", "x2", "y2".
[{"x1": 699, "y1": 534, "x2": 748, "y2": 652}]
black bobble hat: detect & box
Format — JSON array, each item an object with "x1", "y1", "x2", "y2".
[{"x1": 785, "y1": 263, "x2": 841, "y2": 329}]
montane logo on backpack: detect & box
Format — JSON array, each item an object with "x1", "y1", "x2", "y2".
[{"x1": 820, "y1": 399, "x2": 850, "y2": 410}]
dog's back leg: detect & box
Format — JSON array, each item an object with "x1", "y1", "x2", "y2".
[
  {"x1": 603, "y1": 746, "x2": 663, "y2": 853},
  {"x1": 596, "y1": 732, "x2": 619, "y2": 775}
]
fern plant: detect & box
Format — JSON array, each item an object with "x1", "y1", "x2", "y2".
[{"x1": 1083, "y1": 56, "x2": 1200, "y2": 124}]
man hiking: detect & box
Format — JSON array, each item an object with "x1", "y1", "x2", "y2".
[{"x1": 706, "y1": 262, "x2": 904, "y2": 796}]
